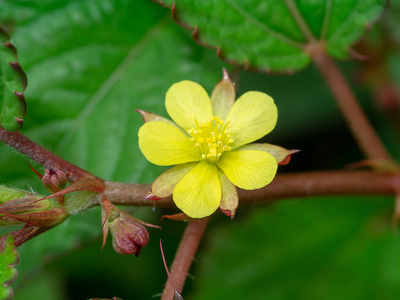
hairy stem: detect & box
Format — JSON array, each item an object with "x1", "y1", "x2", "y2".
[
  {"x1": 105, "y1": 170, "x2": 398, "y2": 207},
  {"x1": 161, "y1": 217, "x2": 209, "y2": 299},
  {"x1": 0, "y1": 128, "x2": 98, "y2": 181},
  {"x1": 312, "y1": 50, "x2": 392, "y2": 161}
]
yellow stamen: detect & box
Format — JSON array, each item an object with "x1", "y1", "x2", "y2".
[{"x1": 188, "y1": 116, "x2": 234, "y2": 163}]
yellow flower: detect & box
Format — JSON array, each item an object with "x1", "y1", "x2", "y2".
[{"x1": 138, "y1": 70, "x2": 293, "y2": 219}]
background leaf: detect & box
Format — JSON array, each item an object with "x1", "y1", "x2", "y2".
[
  {"x1": 0, "y1": 235, "x2": 19, "y2": 300},
  {"x1": 190, "y1": 197, "x2": 400, "y2": 299},
  {"x1": 0, "y1": 27, "x2": 26, "y2": 131},
  {"x1": 0, "y1": 0, "x2": 225, "y2": 297},
  {"x1": 158, "y1": 0, "x2": 385, "y2": 72},
  {"x1": 0, "y1": 0, "x2": 399, "y2": 299}
]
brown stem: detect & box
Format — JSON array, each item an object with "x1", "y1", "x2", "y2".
[
  {"x1": 161, "y1": 217, "x2": 209, "y2": 299},
  {"x1": 0, "y1": 128, "x2": 97, "y2": 181},
  {"x1": 312, "y1": 49, "x2": 392, "y2": 161},
  {"x1": 104, "y1": 170, "x2": 398, "y2": 207}
]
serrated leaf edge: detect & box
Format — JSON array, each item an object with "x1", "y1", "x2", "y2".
[
  {"x1": 156, "y1": 1, "x2": 304, "y2": 74},
  {"x1": 0, "y1": 235, "x2": 19, "y2": 300},
  {"x1": 0, "y1": 26, "x2": 27, "y2": 131}
]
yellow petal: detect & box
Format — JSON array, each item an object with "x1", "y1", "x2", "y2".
[
  {"x1": 218, "y1": 170, "x2": 238, "y2": 219},
  {"x1": 173, "y1": 161, "x2": 221, "y2": 218},
  {"x1": 166, "y1": 81, "x2": 212, "y2": 131},
  {"x1": 152, "y1": 162, "x2": 197, "y2": 198},
  {"x1": 226, "y1": 91, "x2": 277, "y2": 149},
  {"x1": 138, "y1": 121, "x2": 201, "y2": 166},
  {"x1": 217, "y1": 150, "x2": 277, "y2": 190}
]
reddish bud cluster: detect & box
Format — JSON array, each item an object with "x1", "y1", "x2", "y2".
[
  {"x1": 42, "y1": 168, "x2": 68, "y2": 193},
  {"x1": 101, "y1": 199, "x2": 155, "y2": 256}
]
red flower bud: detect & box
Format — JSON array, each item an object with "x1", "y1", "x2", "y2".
[
  {"x1": 0, "y1": 186, "x2": 66, "y2": 228},
  {"x1": 101, "y1": 201, "x2": 154, "y2": 256},
  {"x1": 0, "y1": 185, "x2": 68, "y2": 247},
  {"x1": 110, "y1": 214, "x2": 149, "y2": 256},
  {"x1": 42, "y1": 168, "x2": 68, "y2": 193}
]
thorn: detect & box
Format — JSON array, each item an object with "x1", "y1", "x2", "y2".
[
  {"x1": 15, "y1": 117, "x2": 24, "y2": 125},
  {"x1": 32, "y1": 177, "x2": 105, "y2": 204},
  {"x1": 161, "y1": 213, "x2": 192, "y2": 222},
  {"x1": 216, "y1": 47, "x2": 224, "y2": 59},
  {"x1": 348, "y1": 47, "x2": 369, "y2": 61},
  {"x1": 160, "y1": 239, "x2": 184, "y2": 300},
  {"x1": 28, "y1": 162, "x2": 43, "y2": 179},
  {"x1": 9, "y1": 61, "x2": 20, "y2": 70},
  {"x1": 192, "y1": 26, "x2": 199, "y2": 40},
  {"x1": 14, "y1": 91, "x2": 24, "y2": 99}
]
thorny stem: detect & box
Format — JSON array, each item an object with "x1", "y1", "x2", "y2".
[
  {"x1": 104, "y1": 171, "x2": 399, "y2": 207},
  {"x1": 1, "y1": 128, "x2": 397, "y2": 208},
  {"x1": 312, "y1": 49, "x2": 393, "y2": 162},
  {"x1": 0, "y1": 128, "x2": 98, "y2": 182},
  {"x1": 161, "y1": 218, "x2": 209, "y2": 299}
]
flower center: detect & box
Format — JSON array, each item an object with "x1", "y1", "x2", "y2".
[{"x1": 188, "y1": 115, "x2": 234, "y2": 163}]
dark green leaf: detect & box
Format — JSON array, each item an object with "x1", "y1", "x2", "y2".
[
  {"x1": 159, "y1": 0, "x2": 385, "y2": 72},
  {"x1": 0, "y1": 27, "x2": 26, "y2": 131},
  {"x1": 0, "y1": 0, "x2": 224, "y2": 182},
  {"x1": 0, "y1": 235, "x2": 19, "y2": 300},
  {"x1": 191, "y1": 197, "x2": 399, "y2": 299},
  {"x1": 0, "y1": 0, "x2": 225, "y2": 286}
]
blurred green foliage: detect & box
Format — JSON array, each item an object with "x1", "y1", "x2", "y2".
[
  {"x1": 0, "y1": 235, "x2": 18, "y2": 299},
  {"x1": 0, "y1": 0, "x2": 399, "y2": 299}
]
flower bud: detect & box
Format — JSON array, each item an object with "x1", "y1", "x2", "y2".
[
  {"x1": 110, "y1": 215, "x2": 149, "y2": 256},
  {"x1": 101, "y1": 201, "x2": 151, "y2": 256},
  {"x1": 42, "y1": 168, "x2": 68, "y2": 193},
  {"x1": 0, "y1": 185, "x2": 67, "y2": 228}
]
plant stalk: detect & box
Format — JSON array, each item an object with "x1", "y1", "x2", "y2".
[
  {"x1": 0, "y1": 128, "x2": 98, "y2": 181},
  {"x1": 312, "y1": 50, "x2": 392, "y2": 162},
  {"x1": 161, "y1": 217, "x2": 209, "y2": 299},
  {"x1": 104, "y1": 170, "x2": 398, "y2": 207}
]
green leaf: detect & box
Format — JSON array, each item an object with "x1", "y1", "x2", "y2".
[
  {"x1": 158, "y1": 0, "x2": 385, "y2": 72},
  {"x1": 0, "y1": 27, "x2": 26, "y2": 131},
  {"x1": 0, "y1": 0, "x2": 225, "y2": 183},
  {"x1": 0, "y1": 0, "x2": 225, "y2": 286},
  {"x1": 0, "y1": 235, "x2": 19, "y2": 300},
  {"x1": 190, "y1": 197, "x2": 399, "y2": 299}
]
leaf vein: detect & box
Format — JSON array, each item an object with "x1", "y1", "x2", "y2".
[
  {"x1": 224, "y1": 0, "x2": 305, "y2": 50},
  {"x1": 327, "y1": 0, "x2": 361, "y2": 43},
  {"x1": 55, "y1": 17, "x2": 169, "y2": 153}
]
